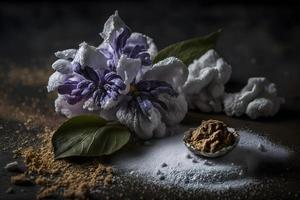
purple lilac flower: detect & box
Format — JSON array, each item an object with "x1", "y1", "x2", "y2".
[
  {"x1": 99, "y1": 27, "x2": 152, "y2": 70},
  {"x1": 57, "y1": 62, "x2": 126, "y2": 108}
]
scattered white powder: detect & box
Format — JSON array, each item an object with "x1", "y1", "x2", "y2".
[{"x1": 110, "y1": 125, "x2": 291, "y2": 191}]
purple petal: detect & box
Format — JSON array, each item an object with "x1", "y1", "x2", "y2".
[
  {"x1": 67, "y1": 95, "x2": 82, "y2": 105},
  {"x1": 104, "y1": 71, "x2": 120, "y2": 82},
  {"x1": 150, "y1": 86, "x2": 177, "y2": 97},
  {"x1": 77, "y1": 80, "x2": 90, "y2": 89},
  {"x1": 88, "y1": 82, "x2": 95, "y2": 91},
  {"x1": 72, "y1": 62, "x2": 82, "y2": 72},
  {"x1": 116, "y1": 27, "x2": 131, "y2": 52},
  {"x1": 71, "y1": 88, "x2": 83, "y2": 96},
  {"x1": 107, "y1": 90, "x2": 119, "y2": 101},
  {"x1": 137, "y1": 96, "x2": 152, "y2": 116},
  {"x1": 81, "y1": 88, "x2": 91, "y2": 96},
  {"x1": 137, "y1": 52, "x2": 151, "y2": 66},
  {"x1": 110, "y1": 78, "x2": 126, "y2": 90},
  {"x1": 58, "y1": 84, "x2": 77, "y2": 95},
  {"x1": 84, "y1": 66, "x2": 100, "y2": 83},
  {"x1": 125, "y1": 33, "x2": 148, "y2": 49}
]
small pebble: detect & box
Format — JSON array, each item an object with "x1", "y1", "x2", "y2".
[
  {"x1": 161, "y1": 163, "x2": 167, "y2": 168},
  {"x1": 4, "y1": 161, "x2": 23, "y2": 173},
  {"x1": 129, "y1": 170, "x2": 135, "y2": 175},
  {"x1": 257, "y1": 143, "x2": 267, "y2": 152},
  {"x1": 239, "y1": 170, "x2": 244, "y2": 176},
  {"x1": 185, "y1": 154, "x2": 192, "y2": 159},
  {"x1": 192, "y1": 159, "x2": 198, "y2": 163},
  {"x1": 203, "y1": 160, "x2": 214, "y2": 166},
  {"x1": 156, "y1": 170, "x2": 162, "y2": 175},
  {"x1": 5, "y1": 187, "x2": 14, "y2": 194},
  {"x1": 159, "y1": 175, "x2": 165, "y2": 180}
]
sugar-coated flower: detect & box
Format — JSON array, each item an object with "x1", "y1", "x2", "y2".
[
  {"x1": 116, "y1": 57, "x2": 188, "y2": 140},
  {"x1": 96, "y1": 11, "x2": 188, "y2": 139},
  {"x1": 183, "y1": 49, "x2": 232, "y2": 112},
  {"x1": 48, "y1": 42, "x2": 127, "y2": 116},
  {"x1": 48, "y1": 11, "x2": 188, "y2": 140}
]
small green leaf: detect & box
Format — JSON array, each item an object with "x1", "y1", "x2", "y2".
[
  {"x1": 52, "y1": 115, "x2": 131, "y2": 159},
  {"x1": 153, "y1": 29, "x2": 221, "y2": 66}
]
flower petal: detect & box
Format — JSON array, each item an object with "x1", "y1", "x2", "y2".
[
  {"x1": 116, "y1": 104, "x2": 164, "y2": 140},
  {"x1": 54, "y1": 49, "x2": 77, "y2": 60},
  {"x1": 158, "y1": 93, "x2": 188, "y2": 126},
  {"x1": 100, "y1": 11, "x2": 127, "y2": 43},
  {"x1": 101, "y1": 92, "x2": 122, "y2": 110},
  {"x1": 116, "y1": 55, "x2": 141, "y2": 88},
  {"x1": 55, "y1": 95, "x2": 91, "y2": 118},
  {"x1": 125, "y1": 32, "x2": 157, "y2": 60},
  {"x1": 143, "y1": 57, "x2": 188, "y2": 91},
  {"x1": 125, "y1": 32, "x2": 148, "y2": 49},
  {"x1": 153, "y1": 122, "x2": 166, "y2": 138},
  {"x1": 52, "y1": 59, "x2": 73, "y2": 74},
  {"x1": 72, "y1": 42, "x2": 107, "y2": 71},
  {"x1": 47, "y1": 71, "x2": 68, "y2": 92},
  {"x1": 146, "y1": 35, "x2": 157, "y2": 60}
]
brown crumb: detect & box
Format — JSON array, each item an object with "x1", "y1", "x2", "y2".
[
  {"x1": 5, "y1": 187, "x2": 14, "y2": 194},
  {"x1": 19, "y1": 128, "x2": 113, "y2": 200},
  {"x1": 11, "y1": 174, "x2": 33, "y2": 186},
  {"x1": 35, "y1": 176, "x2": 49, "y2": 185},
  {"x1": 189, "y1": 119, "x2": 235, "y2": 153}
]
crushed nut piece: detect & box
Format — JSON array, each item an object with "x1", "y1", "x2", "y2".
[{"x1": 189, "y1": 119, "x2": 235, "y2": 153}]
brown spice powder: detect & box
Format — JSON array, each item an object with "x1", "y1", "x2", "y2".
[
  {"x1": 15, "y1": 127, "x2": 113, "y2": 200},
  {"x1": 11, "y1": 174, "x2": 33, "y2": 186},
  {"x1": 189, "y1": 119, "x2": 235, "y2": 153}
]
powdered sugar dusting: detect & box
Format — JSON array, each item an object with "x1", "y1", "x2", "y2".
[{"x1": 110, "y1": 126, "x2": 291, "y2": 190}]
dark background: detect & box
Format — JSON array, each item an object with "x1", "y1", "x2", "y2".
[
  {"x1": 1, "y1": 0, "x2": 300, "y2": 111},
  {"x1": 0, "y1": 1, "x2": 300, "y2": 199}
]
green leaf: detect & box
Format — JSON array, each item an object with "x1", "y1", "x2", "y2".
[
  {"x1": 153, "y1": 29, "x2": 221, "y2": 66},
  {"x1": 52, "y1": 115, "x2": 131, "y2": 159}
]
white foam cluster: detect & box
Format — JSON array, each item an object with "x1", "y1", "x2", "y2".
[
  {"x1": 223, "y1": 77, "x2": 284, "y2": 119},
  {"x1": 182, "y1": 49, "x2": 284, "y2": 119},
  {"x1": 183, "y1": 50, "x2": 232, "y2": 112}
]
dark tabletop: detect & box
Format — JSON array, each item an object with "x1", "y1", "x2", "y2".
[{"x1": 0, "y1": 1, "x2": 300, "y2": 199}]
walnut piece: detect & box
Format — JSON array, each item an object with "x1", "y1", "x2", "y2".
[{"x1": 189, "y1": 119, "x2": 234, "y2": 153}]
